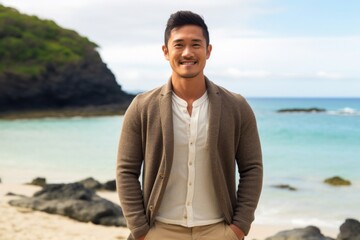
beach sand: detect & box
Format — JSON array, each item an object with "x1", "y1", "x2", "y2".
[
  {"x1": 0, "y1": 184, "x2": 338, "y2": 240},
  {"x1": 0, "y1": 184, "x2": 130, "y2": 240}
]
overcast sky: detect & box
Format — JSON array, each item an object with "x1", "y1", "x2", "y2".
[{"x1": 2, "y1": 0, "x2": 360, "y2": 97}]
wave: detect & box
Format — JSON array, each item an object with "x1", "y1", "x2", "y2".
[{"x1": 327, "y1": 107, "x2": 360, "y2": 116}]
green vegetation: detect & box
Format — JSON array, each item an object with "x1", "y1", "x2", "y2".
[{"x1": 0, "y1": 4, "x2": 98, "y2": 77}]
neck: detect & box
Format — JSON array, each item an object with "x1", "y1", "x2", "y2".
[{"x1": 171, "y1": 74, "x2": 206, "y2": 103}]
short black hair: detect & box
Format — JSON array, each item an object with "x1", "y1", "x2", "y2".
[{"x1": 164, "y1": 11, "x2": 210, "y2": 47}]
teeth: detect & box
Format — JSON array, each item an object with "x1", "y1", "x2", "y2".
[{"x1": 181, "y1": 61, "x2": 196, "y2": 65}]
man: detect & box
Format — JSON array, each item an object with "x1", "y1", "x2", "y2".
[{"x1": 116, "y1": 11, "x2": 263, "y2": 240}]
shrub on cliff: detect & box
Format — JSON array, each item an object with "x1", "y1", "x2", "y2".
[{"x1": 0, "y1": 5, "x2": 95, "y2": 77}]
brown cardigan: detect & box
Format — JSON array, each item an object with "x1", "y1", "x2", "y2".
[{"x1": 116, "y1": 78, "x2": 263, "y2": 239}]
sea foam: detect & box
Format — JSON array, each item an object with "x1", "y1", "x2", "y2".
[{"x1": 327, "y1": 107, "x2": 360, "y2": 116}]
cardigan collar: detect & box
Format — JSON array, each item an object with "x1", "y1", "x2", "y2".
[{"x1": 158, "y1": 75, "x2": 222, "y2": 152}]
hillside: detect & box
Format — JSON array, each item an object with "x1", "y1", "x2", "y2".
[{"x1": 0, "y1": 4, "x2": 134, "y2": 118}]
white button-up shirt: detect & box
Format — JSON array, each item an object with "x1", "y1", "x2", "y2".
[{"x1": 155, "y1": 91, "x2": 223, "y2": 227}]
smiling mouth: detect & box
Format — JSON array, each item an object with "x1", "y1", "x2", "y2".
[{"x1": 180, "y1": 60, "x2": 197, "y2": 65}]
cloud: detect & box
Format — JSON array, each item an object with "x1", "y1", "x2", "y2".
[
  {"x1": 1, "y1": 0, "x2": 359, "y2": 96},
  {"x1": 224, "y1": 68, "x2": 272, "y2": 78},
  {"x1": 106, "y1": 35, "x2": 360, "y2": 92},
  {"x1": 315, "y1": 71, "x2": 343, "y2": 80},
  {"x1": 1, "y1": 0, "x2": 277, "y2": 44},
  {"x1": 217, "y1": 68, "x2": 348, "y2": 83},
  {"x1": 210, "y1": 36, "x2": 360, "y2": 79}
]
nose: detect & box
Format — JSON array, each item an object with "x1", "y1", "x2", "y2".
[{"x1": 182, "y1": 46, "x2": 194, "y2": 58}]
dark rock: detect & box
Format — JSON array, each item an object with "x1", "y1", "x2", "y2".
[
  {"x1": 277, "y1": 108, "x2": 326, "y2": 113},
  {"x1": 337, "y1": 219, "x2": 360, "y2": 240},
  {"x1": 324, "y1": 176, "x2": 351, "y2": 186},
  {"x1": 8, "y1": 183, "x2": 126, "y2": 226},
  {"x1": 265, "y1": 226, "x2": 334, "y2": 240},
  {"x1": 0, "y1": 58, "x2": 134, "y2": 116},
  {"x1": 28, "y1": 177, "x2": 47, "y2": 187},
  {"x1": 103, "y1": 180, "x2": 116, "y2": 191},
  {"x1": 6, "y1": 192, "x2": 27, "y2": 198},
  {"x1": 272, "y1": 184, "x2": 297, "y2": 191},
  {"x1": 79, "y1": 177, "x2": 102, "y2": 190}
]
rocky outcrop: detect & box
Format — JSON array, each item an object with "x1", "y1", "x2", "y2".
[
  {"x1": 265, "y1": 219, "x2": 360, "y2": 240},
  {"x1": 0, "y1": 4, "x2": 134, "y2": 118},
  {"x1": 265, "y1": 226, "x2": 334, "y2": 240},
  {"x1": 8, "y1": 183, "x2": 126, "y2": 226},
  {"x1": 0, "y1": 51, "x2": 134, "y2": 115},
  {"x1": 271, "y1": 184, "x2": 297, "y2": 191},
  {"x1": 6, "y1": 192, "x2": 28, "y2": 198},
  {"x1": 337, "y1": 219, "x2": 360, "y2": 240},
  {"x1": 79, "y1": 177, "x2": 102, "y2": 190},
  {"x1": 26, "y1": 177, "x2": 117, "y2": 191},
  {"x1": 324, "y1": 176, "x2": 351, "y2": 186},
  {"x1": 277, "y1": 108, "x2": 326, "y2": 113},
  {"x1": 28, "y1": 177, "x2": 47, "y2": 187},
  {"x1": 103, "y1": 180, "x2": 117, "y2": 191},
  {"x1": 77, "y1": 178, "x2": 117, "y2": 191}
]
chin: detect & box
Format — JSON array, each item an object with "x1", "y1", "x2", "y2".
[{"x1": 179, "y1": 72, "x2": 200, "y2": 79}]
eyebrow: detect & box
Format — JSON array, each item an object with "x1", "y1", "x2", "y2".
[{"x1": 172, "y1": 39, "x2": 203, "y2": 43}]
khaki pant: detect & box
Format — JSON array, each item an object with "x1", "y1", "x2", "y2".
[{"x1": 144, "y1": 221, "x2": 239, "y2": 240}]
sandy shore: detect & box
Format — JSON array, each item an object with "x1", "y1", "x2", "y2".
[
  {"x1": 0, "y1": 183, "x2": 338, "y2": 240},
  {"x1": 0, "y1": 184, "x2": 130, "y2": 240}
]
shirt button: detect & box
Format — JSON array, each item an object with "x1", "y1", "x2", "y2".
[
  {"x1": 184, "y1": 215, "x2": 187, "y2": 219},
  {"x1": 189, "y1": 182, "x2": 192, "y2": 186},
  {"x1": 189, "y1": 162, "x2": 192, "y2": 166}
]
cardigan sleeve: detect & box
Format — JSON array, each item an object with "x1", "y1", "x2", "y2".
[
  {"x1": 233, "y1": 98, "x2": 263, "y2": 235},
  {"x1": 116, "y1": 96, "x2": 150, "y2": 239}
]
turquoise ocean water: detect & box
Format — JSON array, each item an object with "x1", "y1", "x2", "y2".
[{"x1": 1, "y1": 98, "x2": 359, "y2": 229}]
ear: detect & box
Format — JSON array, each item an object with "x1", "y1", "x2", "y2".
[
  {"x1": 206, "y1": 44, "x2": 212, "y2": 59},
  {"x1": 162, "y1": 45, "x2": 169, "y2": 61}
]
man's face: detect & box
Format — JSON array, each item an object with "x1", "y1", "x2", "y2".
[{"x1": 162, "y1": 25, "x2": 212, "y2": 80}]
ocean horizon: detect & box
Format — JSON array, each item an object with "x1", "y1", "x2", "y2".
[{"x1": 1, "y1": 97, "x2": 359, "y2": 230}]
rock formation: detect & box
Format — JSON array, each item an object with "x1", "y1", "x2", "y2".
[
  {"x1": 8, "y1": 183, "x2": 126, "y2": 226},
  {"x1": 277, "y1": 108, "x2": 326, "y2": 113},
  {"x1": 265, "y1": 226, "x2": 333, "y2": 240},
  {"x1": 324, "y1": 176, "x2": 351, "y2": 186},
  {"x1": 337, "y1": 219, "x2": 360, "y2": 240},
  {"x1": 271, "y1": 184, "x2": 297, "y2": 191},
  {"x1": 0, "y1": 4, "x2": 134, "y2": 118}
]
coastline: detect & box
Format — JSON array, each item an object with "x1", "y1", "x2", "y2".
[
  {"x1": 0, "y1": 183, "x2": 338, "y2": 240},
  {"x1": 0, "y1": 104, "x2": 128, "y2": 120}
]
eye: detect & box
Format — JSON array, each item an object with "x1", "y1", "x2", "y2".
[
  {"x1": 193, "y1": 43, "x2": 201, "y2": 48},
  {"x1": 174, "y1": 43, "x2": 183, "y2": 48}
]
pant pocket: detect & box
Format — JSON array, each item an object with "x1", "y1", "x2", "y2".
[
  {"x1": 144, "y1": 226, "x2": 155, "y2": 240},
  {"x1": 225, "y1": 225, "x2": 239, "y2": 240}
]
